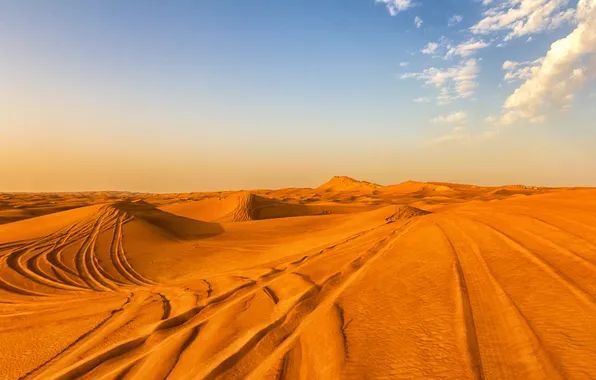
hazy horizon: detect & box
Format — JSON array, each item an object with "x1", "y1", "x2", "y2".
[
  {"x1": 2, "y1": 0, "x2": 595, "y2": 192},
  {"x1": 1, "y1": 175, "x2": 594, "y2": 194}
]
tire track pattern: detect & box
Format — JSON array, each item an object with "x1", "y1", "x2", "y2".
[
  {"x1": 2, "y1": 197, "x2": 596, "y2": 379},
  {"x1": 4, "y1": 208, "x2": 420, "y2": 379},
  {"x1": 0, "y1": 205, "x2": 154, "y2": 297}
]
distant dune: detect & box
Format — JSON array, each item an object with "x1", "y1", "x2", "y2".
[
  {"x1": 316, "y1": 175, "x2": 380, "y2": 192},
  {"x1": 1, "y1": 180, "x2": 595, "y2": 379},
  {"x1": 382, "y1": 180, "x2": 454, "y2": 193},
  {"x1": 160, "y1": 192, "x2": 318, "y2": 222}
]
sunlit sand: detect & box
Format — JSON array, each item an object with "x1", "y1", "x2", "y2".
[{"x1": 1, "y1": 177, "x2": 595, "y2": 379}]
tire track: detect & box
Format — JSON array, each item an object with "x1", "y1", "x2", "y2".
[
  {"x1": 93, "y1": 253, "x2": 127, "y2": 287},
  {"x1": 0, "y1": 277, "x2": 47, "y2": 297},
  {"x1": 74, "y1": 212, "x2": 114, "y2": 291},
  {"x1": 21, "y1": 294, "x2": 133, "y2": 380},
  {"x1": 246, "y1": 219, "x2": 421, "y2": 379},
  {"x1": 159, "y1": 325, "x2": 202, "y2": 379},
  {"x1": 110, "y1": 212, "x2": 156, "y2": 286},
  {"x1": 27, "y1": 292, "x2": 161, "y2": 380},
  {"x1": 43, "y1": 223, "x2": 407, "y2": 379},
  {"x1": 2, "y1": 206, "x2": 427, "y2": 379},
  {"x1": 86, "y1": 236, "x2": 119, "y2": 290},
  {"x1": 525, "y1": 214, "x2": 596, "y2": 250},
  {"x1": 3, "y1": 246, "x2": 85, "y2": 292},
  {"x1": 435, "y1": 222, "x2": 485, "y2": 380},
  {"x1": 49, "y1": 266, "x2": 89, "y2": 289},
  {"x1": 505, "y1": 222, "x2": 596, "y2": 273},
  {"x1": 459, "y1": 208, "x2": 596, "y2": 268},
  {"x1": 438, "y1": 217, "x2": 567, "y2": 379},
  {"x1": 463, "y1": 215, "x2": 596, "y2": 309},
  {"x1": 509, "y1": 213, "x2": 596, "y2": 267},
  {"x1": 109, "y1": 214, "x2": 146, "y2": 286}
]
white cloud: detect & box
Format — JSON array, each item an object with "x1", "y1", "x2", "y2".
[
  {"x1": 421, "y1": 42, "x2": 440, "y2": 55},
  {"x1": 445, "y1": 39, "x2": 490, "y2": 58},
  {"x1": 449, "y1": 15, "x2": 464, "y2": 26},
  {"x1": 431, "y1": 111, "x2": 468, "y2": 124},
  {"x1": 500, "y1": 0, "x2": 596, "y2": 124},
  {"x1": 413, "y1": 97, "x2": 431, "y2": 103},
  {"x1": 376, "y1": 0, "x2": 414, "y2": 15},
  {"x1": 471, "y1": 0, "x2": 576, "y2": 41},
  {"x1": 401, "y1": 59, "x2": 481, "y2": 104},
  {"x1": 418, "y1": 37, "x2": 489, "y2": 60},
  {"x1": 420, "y1": 37, "x2": 451, "y2": 57},
  {"x1": 415, "y1": 16, "x2": 423, "y2": 28},
  {"x1": 502, "y1": 58, "x2": 544, "y2": 82},
  {"x1": 484, "y1": 115, "x2": 498, "y2": 123},
  {"x1": 400, "y1": 61, "x2": 410, "y2": 67}
]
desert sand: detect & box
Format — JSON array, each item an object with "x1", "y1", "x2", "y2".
[{"x1": 1, "y1": 176, "x2": 595, "y2": 379}]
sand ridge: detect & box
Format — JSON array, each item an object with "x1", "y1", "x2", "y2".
[{"x1": 1, "y1": 178, "x2": 595, "y2": 379}]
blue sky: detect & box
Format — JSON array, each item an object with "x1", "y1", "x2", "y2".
[{"x1": 1, "y1": 0, "x2": 595, "y2": 191}]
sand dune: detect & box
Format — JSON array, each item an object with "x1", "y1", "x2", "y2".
[
  {"x1": 382, "y1": 180, "x2": 454, "y2": 193},
  {"x1": 0, "y1": 177, "x2": 557, "y2": 226},
  {"x1": 385, "y1": 204, "x2": 431, "y2": 221},
  {"x1": 160, "y1": 192, "x2": 317, "y2": 223},
  {"x1": 316, "y1": 176, "x2": 380, "y2": 193},
  {"x1": 0, "y1": 208, "x2": 35, "y2": 224},
  {"x1": 1, "y1": 181, "x2": 595, "y2": 379}
]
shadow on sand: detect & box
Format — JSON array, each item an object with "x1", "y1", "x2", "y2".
[{"x1": 113, "y1": 200, "x2": 225, "y2": 240}]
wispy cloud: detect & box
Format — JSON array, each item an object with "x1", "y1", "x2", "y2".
[
  {"x1": 431, "y1": 111, "x2": 468, "y2": 124},
  {"x1": 419, "y1": 37, "x2": 450, "y2": 57},
  {"x1": 376, "y1": 0, "x2": 414, "y2": 15},
  {"x1": 502, "y1": 58, "x2": 543, "y2": 82},
  {"x1": 418, "y1": 37, "x2": 489, "y2": 60},
  {"x1": 414, "y1": 16, "x2": 423, "y2": 28},
  {"x1": 471, "y1": 0, "x2": 576, "y2": 41},
  {"x1": 400, "y1": 61, "x2": 410, "y2": 67},
  {"x1": 445, "y1": 39, "x2": 490, "y2": 58},
  {"x1": 413, "y1": 97, "x2": 431, "y2": 103},
  {"x1": 448, "y1": 14, "x2": 463, "y2": 26},
  {"x1": 402, "y1": 59, "x2": 480, "y2": 105},
  {"x1": 421, "y1": 42, "x2": 440, "y2": 55}
]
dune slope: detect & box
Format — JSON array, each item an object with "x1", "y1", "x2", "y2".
[
  {"x1": 0, "y1": 189, "x2": 595, "y2": 379},
  {"x1": 159, "y1": 192, "x2": 322, "y2": 223}
]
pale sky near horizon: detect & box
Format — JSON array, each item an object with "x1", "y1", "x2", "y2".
[{"x1": 1, "y1": 0, "x2": 595, "y2": 192}]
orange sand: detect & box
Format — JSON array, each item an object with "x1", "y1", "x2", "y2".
[{"x1": 1, "y1": 177, "x2": 595, "y2": 379}]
